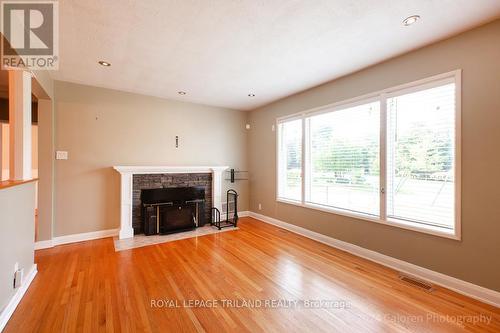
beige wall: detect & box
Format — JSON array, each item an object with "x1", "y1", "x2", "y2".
[
  {"x1": 1, "y1": 123, "x2": 8, "y2": 180},
  {"x1": 37, "y1": 99, "x2": 54, "y2": 241},
  {"x1": 247, "y1": 20, "x2": 500, "y2": 291},
  {"x1": 32, "y1": 71, "x2": 54, "y2": 100},
  {"x1": 31, "y1": 71, "x2": 55, "y2": 241},
  {"x1": 31, "y1": 69, "x2": 55, "y2": 242},
  {"x1": 31, "y1": 125, "x2": 38, "y2": 174},
  {"x1": 54, "y1": 81, "x2": 249, "y2": 237},
  {"x1": 0, "y1": 182, "x2": 36, "y2": 314}
]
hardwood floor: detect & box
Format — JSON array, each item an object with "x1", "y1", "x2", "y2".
[{"x1": 5, "y1": 217, "x2": 500, "y2": 332}]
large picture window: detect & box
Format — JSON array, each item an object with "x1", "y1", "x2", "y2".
[
  {"x1": 276, "y1": 71, "x2": 461, "y2": 239},
  {"x1": 306, "y1": 102, "x2": 380, "y2": 216}
]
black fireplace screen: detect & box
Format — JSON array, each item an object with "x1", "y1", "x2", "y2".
[{"x1": 141, "y1": 187, "x2": 206, "y2": 235}]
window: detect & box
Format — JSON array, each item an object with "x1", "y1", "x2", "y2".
[
  {"x1": 306, "y1": 102, "x2": 380, "y2": 216},
  {"x1": 387, "y1": 83, "x2": 456, "y2": 229},
  {"x1": 277, "y1": 118, "x2": 302, "y2": 202},
  {"x1": 276, "y1": 71, "x2": 461, "y2": 239}
]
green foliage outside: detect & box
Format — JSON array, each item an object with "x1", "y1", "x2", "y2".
[{"x1": 285, "y1": 122, "x2": 453, "y2": 188}]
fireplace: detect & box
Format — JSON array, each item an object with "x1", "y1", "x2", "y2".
[
  {"x1": 141, "y1": 187, "x2": 206, "y2": 235},
  {"x1": 113, "y1": 166, "x2": 228, "y2": 239}
]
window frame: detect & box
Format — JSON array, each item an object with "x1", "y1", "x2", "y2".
[{"x1": 275, "y1": 70, "x2": 461, "y2": 240}]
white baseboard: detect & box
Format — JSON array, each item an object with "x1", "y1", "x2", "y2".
[
  {"x1": 0, "y1": 264, "x2": 37, "y2": 332},
  {"x1": 35, "y1": 228, "x2": 119, "y2": 250},
  {"x1": 220, "y1": 210, "x2": 250, "y2": 221},
  {"x1": 249, "y1": 212, "x2": 500, "y2": 308},
  {"x1": 33, "y1": 214, "x2": 253, "y2": 250},
  {"x1": 53, "y1": 228, "x2": 119, "y2": 246},
  {"x1": 33, "y1": 214, "x2": 254, "y2": 250},
  {"x1": 34, "y1": 239, "x2": 53, "y2": 250}
]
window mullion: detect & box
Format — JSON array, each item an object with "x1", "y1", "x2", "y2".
[
  {"x1": 301, "y1": 117, "x2": 307, "y2": 204},
  {"x1": 380, "y1": 94, "x2": 387, "y2": 220}
]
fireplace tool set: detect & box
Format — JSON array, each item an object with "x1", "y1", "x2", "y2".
[{"x1": 211, "y1": 189, "x2": 239, "y2": 230}]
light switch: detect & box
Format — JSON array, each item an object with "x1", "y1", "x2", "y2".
[{"x1": 56, "y1": 151, "x2": 68, "y2": 160}]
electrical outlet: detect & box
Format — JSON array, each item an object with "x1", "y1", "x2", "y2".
[
  {"x1": 13, "y1": 265, "x2": 23, "y2": 289},
  {"x1": 271, "y1": 125, "x2": 275, "y2": 131},
  {"x1": 258, "y1": 203, "x2": 262, "y2": 210}
]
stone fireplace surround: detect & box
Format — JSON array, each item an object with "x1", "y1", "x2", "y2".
[{"x1": 113, "y1": 166, "x2": 228, "y2": 239}]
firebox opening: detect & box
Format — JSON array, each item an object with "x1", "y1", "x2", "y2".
[{"x1": 140, "y1": 186, "x2": 206, "y2": 236}]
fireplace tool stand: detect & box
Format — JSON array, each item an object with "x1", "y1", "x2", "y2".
[{"x1": 211, "y1": 190, "x2": 238, "y2": 230}]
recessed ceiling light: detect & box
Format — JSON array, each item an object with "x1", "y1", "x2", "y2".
[
  {"x1": 98, "y1": 60, "x2": 111, "y2": 67},
  {"x1": 178, "y1": 91, "x2": 186, "y2": 95},
  {"x1": 403, "y1": 15, "x2": 420, "y2": 26},
  {"x1": 248, "y1": 93, "x2": 255, "y2": 97}
]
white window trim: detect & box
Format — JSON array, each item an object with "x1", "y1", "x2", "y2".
[{"x1": 276, "y1": 70, "x2": 462, "y2": 240}]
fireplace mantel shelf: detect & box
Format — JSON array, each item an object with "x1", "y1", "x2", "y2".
[
  {"x1": 113, "y1": 166, "x2": 229, "y2": 174},
  {"x1": 113, "y1": 165, "x2": 228, "y2": 239}
]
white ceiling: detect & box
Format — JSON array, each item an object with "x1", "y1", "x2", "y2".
[{"x1": 51, "y1": 0, "x2": 500, "y2": 110}]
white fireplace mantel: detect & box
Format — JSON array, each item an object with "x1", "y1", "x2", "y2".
[{"x1": 113, "y1": 165, "x2": 228, "y2": 239}]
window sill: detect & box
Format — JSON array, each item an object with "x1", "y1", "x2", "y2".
[{"x1": 276, "y1": 198, "x2": 460, "y2": 241}]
